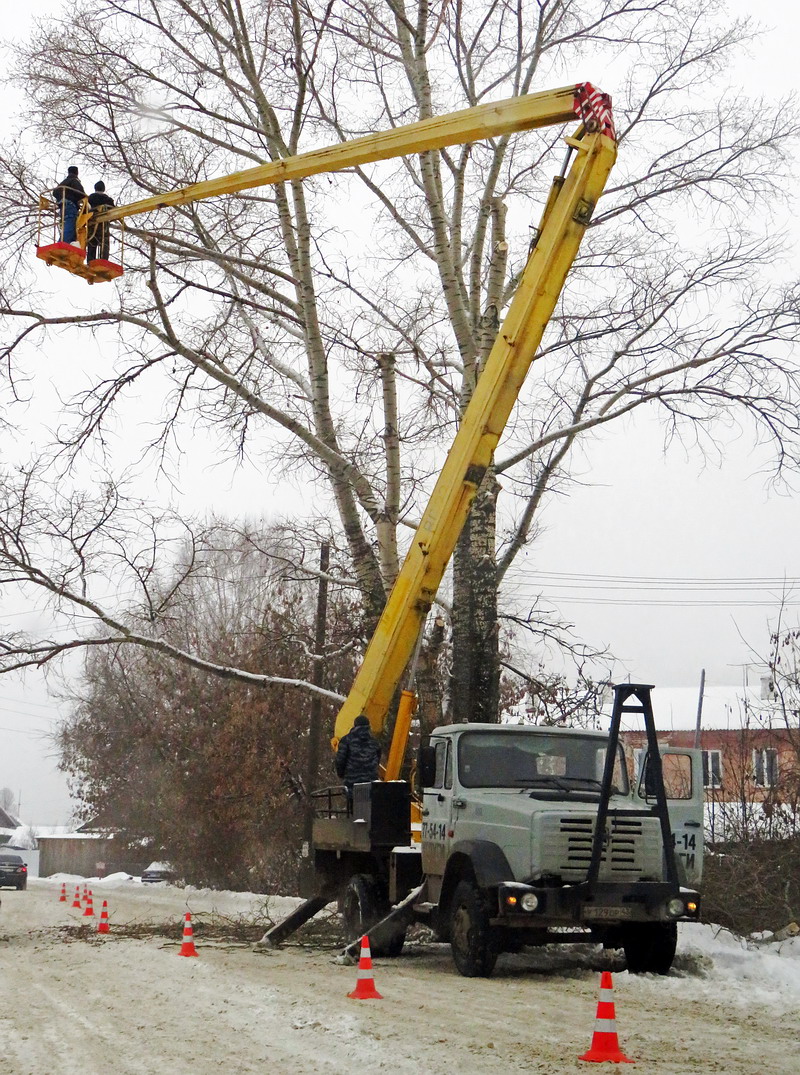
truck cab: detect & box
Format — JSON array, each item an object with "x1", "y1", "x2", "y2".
[{"x1": 418, "y1": 722, "x2": 703, "y2": 976}]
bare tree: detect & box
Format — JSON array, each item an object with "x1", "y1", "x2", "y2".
[
  {"x1": 0, "y1": 1, "x2": 799, "y2": 725},
  {"x1": 55, "y1": 521, "x2": 362, "y2": 888}
]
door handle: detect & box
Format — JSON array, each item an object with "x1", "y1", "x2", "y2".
[
  {"x1": 437, "y1": 793, "x2": 446, "y2": 803},
  {"x1": 453, "y1": 798, "x2": 466, "y2": 809},
  {"x1": 684, "y1": 821, "x2": 701, "y2": 828}
]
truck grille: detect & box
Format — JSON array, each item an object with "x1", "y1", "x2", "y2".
[{"x1": 536, "y1": 813, "x2": 663, "y2": 881}]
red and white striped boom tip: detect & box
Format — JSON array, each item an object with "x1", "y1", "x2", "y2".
[{"x1": 574, "y1": 83, "x2": 615, "y2": 140}]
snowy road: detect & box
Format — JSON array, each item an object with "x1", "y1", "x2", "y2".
[{"x1": 1, "y1": 878, "x2": 798, "y2": 1073}]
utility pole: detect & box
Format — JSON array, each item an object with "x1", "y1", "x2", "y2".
[
  {"x1": 693, "y1": 668, "x2": 706, "y2": 748},
  {"x1": 301, "y1": 542, "x2": 329, "y2": 893}
]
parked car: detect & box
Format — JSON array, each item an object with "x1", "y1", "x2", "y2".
[
  {"x1": 141, "y1": 861, "x2": 177, "y2": 884},
  {"x1": 0, "y1": 854, "x2": 28, "y2": 890}
]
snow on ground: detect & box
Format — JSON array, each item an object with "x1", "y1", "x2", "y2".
[{"x1": 1, "y1": 878, "x2": 799, "y2": 1074}]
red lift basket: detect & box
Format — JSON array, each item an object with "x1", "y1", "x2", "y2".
[
  {"x1": 36, "y1": 194, "x2": 124, "y2": 284},
  {"x1": 85, "y1": 258, "x2": 124, "y2": 284}
]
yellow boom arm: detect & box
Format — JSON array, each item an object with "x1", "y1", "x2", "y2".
[
  {"x1": 95, "y1": 85, "x2": 588, "y2": 224},
  {"x1": 65, "y1": 81, "x2": 616, "y2": 772}
]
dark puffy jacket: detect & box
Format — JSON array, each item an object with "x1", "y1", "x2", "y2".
[
  {"x1": 335, "y1": 722, "x2": 381, "y2": 787},
  {"x1": 88, "y1": 191, "x2": 115, "y2": 211},
  {"x1": 52, "y1": 174, "x2": 86, "y2": 205}
]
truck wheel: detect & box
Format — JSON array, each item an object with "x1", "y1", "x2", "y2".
[
  {"x1": 623, "y1": 922, "x2": 678, "y2": 974},
  {"x1": 382, "y1": 928, "x2": 406, "y2": 957},
  {"x1": 341, "y1": 874, "x2": 380, "y2": 942},
  {"x1": 340, "y1": 874, "x2": 407, "y2": 957},
  {"x1": 449, "y1": 879, "x2": 498, "y2": 978}
]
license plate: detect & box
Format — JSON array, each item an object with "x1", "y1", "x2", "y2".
[{"x1": 586, "y1": 906, "x2": 634, "y2": 920}]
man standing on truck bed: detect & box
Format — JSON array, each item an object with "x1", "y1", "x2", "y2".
[{"x1": 336, "y1": 715, "x2": 381, "y2": 800}]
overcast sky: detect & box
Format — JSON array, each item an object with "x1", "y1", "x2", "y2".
[{"x1": 1, "y1": 1, "x2": 799, "y2": 824}]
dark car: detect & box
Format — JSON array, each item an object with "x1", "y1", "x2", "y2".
[
  {"x1": 0, "y1": 854, "x2": 28, "y2": 890},
  {"x1": 141, "y1": 861, "x2": 177, "y2": 884}
]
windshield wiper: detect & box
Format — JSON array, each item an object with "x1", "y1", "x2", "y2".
[
  {"x1": 510, "y1": 775, "x2": 623, "y2": 795},
  {"x1": 510, "y1": 775, "x2": 572, "y2": 793}
]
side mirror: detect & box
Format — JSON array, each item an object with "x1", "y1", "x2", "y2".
[{"x1": 419, "y1": 744, "x2": 437, "y2": 789}]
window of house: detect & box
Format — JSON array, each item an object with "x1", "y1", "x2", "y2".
[
  {"x1": 753, "y1": 747, "x2": 778, "y2": 787},
  {"x1": 702, "y1": 749, "x2": 722, "y2": 789}
]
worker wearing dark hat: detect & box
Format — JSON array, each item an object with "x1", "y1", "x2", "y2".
[
  {"x1": 51, "y1": 166, "x2": 85, "y2": 244},
  {"x1": 336, "y1": 714, "x2": 381, "y2": 801},
  {"x1": 86, "y1": 181, "x2": 115, "y2": 262}
]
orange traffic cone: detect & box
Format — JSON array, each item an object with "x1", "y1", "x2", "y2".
[
  {"x1": 83, "y1": 889, "x2": 95, "y2": 917},
  {"x1": 579, "y1": 971, "x2": 633, "y2": 1064},
  {"x1": 97, "y1": 899, "x2": 110, "y2": 934},
  {"x1": 347, "y1": 935, "x2": 383, "y2": 1000},
  {"x1": 59, "y1": 882, "x2": 67, "y2": 902},
  {"x1": 178, "y1": 912, "x2": 199, "y2": 957},
  {"x1": 71, "y1": 885, "x2": 82, "y2": 909}
]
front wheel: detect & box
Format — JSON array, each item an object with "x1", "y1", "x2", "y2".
[
  {"x1": 623, "y1": 921, "x2": 677, "y2": 974},
  {"x1": 449, "y1": 880, "x2": 498, "y2": 978}
]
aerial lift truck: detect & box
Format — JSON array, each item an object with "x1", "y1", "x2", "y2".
[{"x1": 36, "y1": 81, "x2": 703, "y2": 975}]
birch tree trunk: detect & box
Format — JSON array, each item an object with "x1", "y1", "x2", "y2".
[{"x1": 450, "y1": 470, "x2": 501, "y2": 722}]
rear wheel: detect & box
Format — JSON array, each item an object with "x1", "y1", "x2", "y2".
[
  {"x1": 623, "y1": 921, "x2": 677, "y2": 974},
  {"x1": 449, "y1": 879, "x2": 498, "y2": 977},
  {"x1": 340, "y1": 873, "x2": 406, "y2": 957},
  {"x1": 341, "y1": 873, "x2": 380, "y2": 941}
]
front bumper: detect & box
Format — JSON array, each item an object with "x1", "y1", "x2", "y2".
[{"x1": 492, "y1": 880, "x2": 701, "y2": 927}]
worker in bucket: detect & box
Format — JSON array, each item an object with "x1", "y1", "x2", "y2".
[
  {"x1": 51, "y1": 165, "x2": 86, "y2": 244},
  {"x1": 336, "y1": 714, "x2": 381, "y2": 805},
  {"x1": 86, "y1": 181, "x2": 115, "y2": 262}
]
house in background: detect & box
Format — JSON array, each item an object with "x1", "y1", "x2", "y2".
[
  {"x1": 622, "y1": 726, "x2": 797, "y2": 800},
  {"x1": 37, "y1": 816, "x2": 151, "y2": 878},
  {"x1": 0, "y1": 804, "x2": 22, "y2": 843},
  {"x1": 621, "y1": 723, "x2": 800, "y2": 843}
]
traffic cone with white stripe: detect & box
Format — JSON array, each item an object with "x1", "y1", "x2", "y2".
[
  {"x1": 97, "y1": 899, "x2": 110, "y2": 934},
  {"x1": 71, "y1": 885, "x2": 82, "y2": 909},
  {"x1": 579, "y1": 971, "x2": 633, "y2": 1063},
  {"x1": 178, "y1": 912, "x2": 198, "y2": 956},
  {"x1": 347, "y1": 935, "x2": 383, "y2": 999},
  {"x1": 82, "y1": 889, "x2": 95, "y2": 917},
  {"x1": 59, "y1": 882, "x2": 67, "y2": 902}
]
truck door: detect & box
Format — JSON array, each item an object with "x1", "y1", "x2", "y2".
[
  {"x1": 637, "y1": 748, "x2": 704, "y2": 885},
  {"x1": 421, "y1": 737, "x2": 454, "y2": 883}
]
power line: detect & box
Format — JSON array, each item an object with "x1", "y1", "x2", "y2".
[
  {"x1": 515, "y1": 569, "x2": 799, "y2": 586},
  {"x1": 527, "y1": 596, "x2": 800, "y2": 608},
  {"x1": 506, "y1": 568, "x2": 800, "y2": 607}
]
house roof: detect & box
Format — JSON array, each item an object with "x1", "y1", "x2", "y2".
[{"x1": 0, "y1": 806, "x2": 21, "y2": 828}]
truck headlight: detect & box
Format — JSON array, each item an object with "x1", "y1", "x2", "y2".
[
  {"x1": 667, "y1": 897, "x2": 685, "y2": 917},
  {"x1": 521, "y1": 892, "x2": 539, "y2": 912}
]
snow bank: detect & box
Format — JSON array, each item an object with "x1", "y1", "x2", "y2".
[{"x1": 677, "y1": 922, "x2": 800, "y2": 1006}]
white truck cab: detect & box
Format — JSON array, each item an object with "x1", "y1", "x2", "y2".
[{"x1": 418, "y1": 717, "x2": 703, "y2": 976}]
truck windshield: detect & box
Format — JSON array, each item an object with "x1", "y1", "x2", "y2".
[{"x1": 457, "y1": 731, "x2": 629, "y2": 795}]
